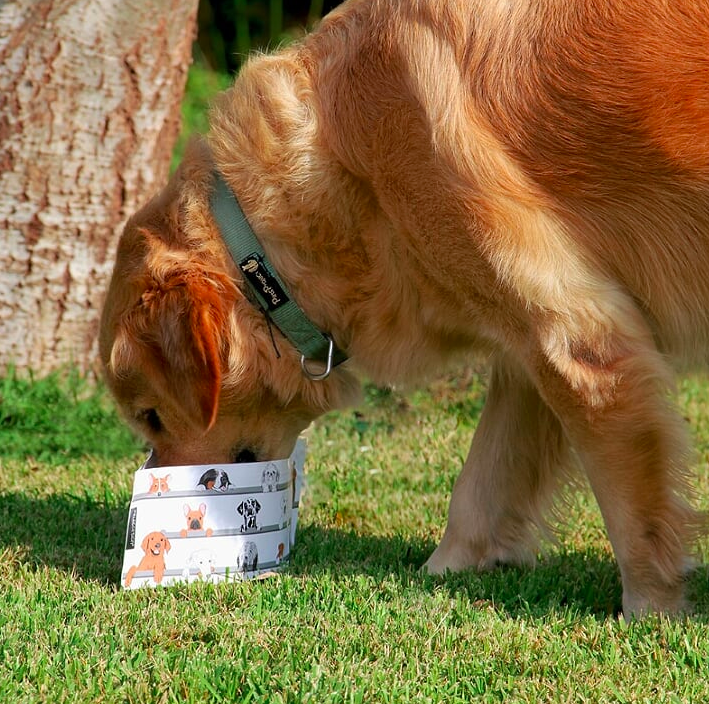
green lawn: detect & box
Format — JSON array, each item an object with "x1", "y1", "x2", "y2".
[{"x1": 1, "y1": 370, "x2": 709, "y2": 702}]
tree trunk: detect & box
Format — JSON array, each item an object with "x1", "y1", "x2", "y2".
[{"x1": 0, "y1": 0, "x2": 199, "y2": 375}]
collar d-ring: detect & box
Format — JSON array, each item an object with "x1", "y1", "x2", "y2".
[{"x1": 300, "y1": 335, "x2": 334, "y2": 381}]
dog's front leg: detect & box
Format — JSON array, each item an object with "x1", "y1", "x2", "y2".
[{"x1": 425, "y1": 353, "x2": 572, "y2": 574}]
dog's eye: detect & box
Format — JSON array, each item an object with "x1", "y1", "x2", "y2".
[
  {"x1": 232, "y1": 447, "x2": 257, "y2": 463},
  {"x1": 137, "y1": 408, "x2": 162, "y2": 434}
]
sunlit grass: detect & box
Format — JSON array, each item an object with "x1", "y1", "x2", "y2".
[{"x1": 2, "y1": 370, "x2": 709, "y2": 701}]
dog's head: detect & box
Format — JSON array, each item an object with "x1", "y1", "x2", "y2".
[
  {"x1": 237, "y1": 498, "x2": 261, "y2": 518},
  {"x1": 141, "y1": 531, "x2": 171, "y2": 556},
  {"x1": 198, "y1": 468, "x2": 231, "y2": 492},
  {"x1": 189, "y1": 549, "x2": 216, "y2": 574},
  {"x1": 262, "y1": 464, "x2": 279, "y2": 484},
  {"x1": 214, "y1": 470, "x2": 232, "y2": 491},
  {"x1": 148, "y1": 473, "x2": 171, "y2": 495},
  {"x1": 99, "y1": 124, "x2": 360, "y2": 468},
  {"x1": 184, "y1": 503, "x2": 207, "y2": 531}
]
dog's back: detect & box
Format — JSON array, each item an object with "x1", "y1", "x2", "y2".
[{"x1": 299, "y1": 0, "x2": 709, "y2": 364}]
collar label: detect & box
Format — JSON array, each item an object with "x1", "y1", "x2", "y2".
[{"x1": 240, "y1": 253, "x2": 289, "y2": 311}]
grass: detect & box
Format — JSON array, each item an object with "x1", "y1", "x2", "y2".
[
  {"x1": 2, "y1": 369, "x2": 709, "y2": 702},
  {"x1": 172, "y1": 63, "x2": 233, "y2": 170},
  {"x1": 0, "y1": 369, "x2": 141, "y2": 465}
]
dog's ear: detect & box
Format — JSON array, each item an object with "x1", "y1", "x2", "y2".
[
  {"x1": 237, "y1": 502, "x2": 245, "y2": 515},
  {"x1": 164, "y1": 536, "x2": 172, "y2": 553},
  {"x1": 112, "y1": 261, "x2": 236, "y2": 431},
  {"x1": 141, "y1": 534, "x2": 151, "y2": 552},
  {"x1": 199, "y1": 503, "x2": 207, "y2": 515},
  {"x1": 183, "y1": 504, "x2": 190, "y2": 516}
]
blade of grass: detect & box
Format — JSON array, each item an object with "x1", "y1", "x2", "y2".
[
  {"x1": 234, "y1": 0, "x2": 252, "y2": 60},
  {"x1": 308, "y1": 0, "x2": 325, "y2": 27},
  {"x1": 269, "y1": 0, "x2": 283, "y2": 45}
]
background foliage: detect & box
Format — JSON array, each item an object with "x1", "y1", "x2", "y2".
[{"x1": 196, "y1": 0, "x2": 343, "y2": 73}]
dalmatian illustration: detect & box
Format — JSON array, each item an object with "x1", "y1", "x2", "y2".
[{"x1": 237, "y1": 498, "x2": 261, "y2": 532}]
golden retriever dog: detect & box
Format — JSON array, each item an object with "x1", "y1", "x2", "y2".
[{"x1": 100, "y1": 0, "x2": 709, "y2": 615}]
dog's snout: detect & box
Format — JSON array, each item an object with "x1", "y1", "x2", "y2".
[{"x1": 232, "y1": 447, "x2": 258, "y2": 464}]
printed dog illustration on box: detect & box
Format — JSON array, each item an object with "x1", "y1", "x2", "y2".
[
  {"x1": 197, "y1": 468, "x2": 232, "y2": 492},
  {"x1": 261, "y1": 463, "x2": 279, "y2": 492},
  {"x1": 148, "y1": 473, "x2": 171, "y2": 496},
  {"x1": 124, "y1": 531, "x2": 171, "y2": 587},
  {"x1": 280, "y1": 495, "x2": 290, "y2": 529},
  {"x1": 182, "y1": 549, "x2": 218, "y2": 583},
  {"x1": 180, "y1": 503, "x2": 213, "y2": 537},
  {"x1": 236, "y1": 541, "x2": 258, "y2": 573},
  {"x1": 237, "y1": 498, "x2": 261, "y2": 532}
]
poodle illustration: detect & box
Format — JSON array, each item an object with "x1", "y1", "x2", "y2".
[
  {"x1": 261, "y1": 463, "x2": 279, "y2": 492},
  {"x1": 180, "y1": 503, "x2": 213, "y2": 537},
  {"x1": 237, "y1": 498, "x2": 261, "y2": 532},
  {"x1": 235, "y1": 541, "x2": 258, "y2": 573},
  {"x1": 147, "y1": 473, "x2": 171, "y2": 496},
  {"x1": 124, "y1": 531, "x2": 172, "y2": 587}
]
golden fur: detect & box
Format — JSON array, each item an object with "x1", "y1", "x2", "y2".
[{"x1": 100, "y1": 0, "x2": 709, "y2": 615}]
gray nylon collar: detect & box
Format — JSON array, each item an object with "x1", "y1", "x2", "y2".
[{"x1": 210, "y1": 170, "x2": 347, "y2": 371}]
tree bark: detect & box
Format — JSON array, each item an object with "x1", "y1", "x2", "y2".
[{"x1": 0, "y1": 0, "x2": 199, "y2": 374}]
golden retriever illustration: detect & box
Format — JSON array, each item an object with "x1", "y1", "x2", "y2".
[
  {"x1": 101, "y1": 0, "x2": 709, "y2": 615},
  {"x1": 124, "y1": 531, "x2": 172, "y2": 587}
]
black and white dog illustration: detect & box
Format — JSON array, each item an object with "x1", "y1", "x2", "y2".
[
  {"x1": 197, "y1": 468, "x2": 232, "y2": 492},
  {"x1": 237, "y1": 498, "x2": 261, "y2": 532},
  {"x1": 236, "y1": 541, "x2": 258, "y2": 573},
  {"x1": 260, "y1": 463, "x2": 279, "y2": 492}
]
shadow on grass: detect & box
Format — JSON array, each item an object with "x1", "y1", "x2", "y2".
[
  {"x1": 291, "y1": 524, "x2": 627, "y2": 618},
  {"x1": 293, "y1": 524, "x2": 709, "y2": 620},
  {"x1": 0, "y1": 490, "x2": 127, "y2": 586},
  {"x1": 3, "y1": 490, "x2": 708, "y2": 620}
]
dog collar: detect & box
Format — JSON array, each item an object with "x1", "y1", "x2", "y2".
[{"x1": 210, "y1": 170, "x2": 347, "y2": 379}]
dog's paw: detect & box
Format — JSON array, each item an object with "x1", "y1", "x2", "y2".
[{"x1": 424, "y1": 532, "x2": 535, "y2": 575}]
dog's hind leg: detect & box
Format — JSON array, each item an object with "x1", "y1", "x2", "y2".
[
  {"x1": 425, "y1": 353, "x2": 573, "y2": 575},
  {"x1": 527, "y1": 320, "x2": 701, "y2": 616}
]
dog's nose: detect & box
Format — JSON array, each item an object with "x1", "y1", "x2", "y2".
[{"x1": 190, "y1": 520, "x2": 201, "y2": 530}]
